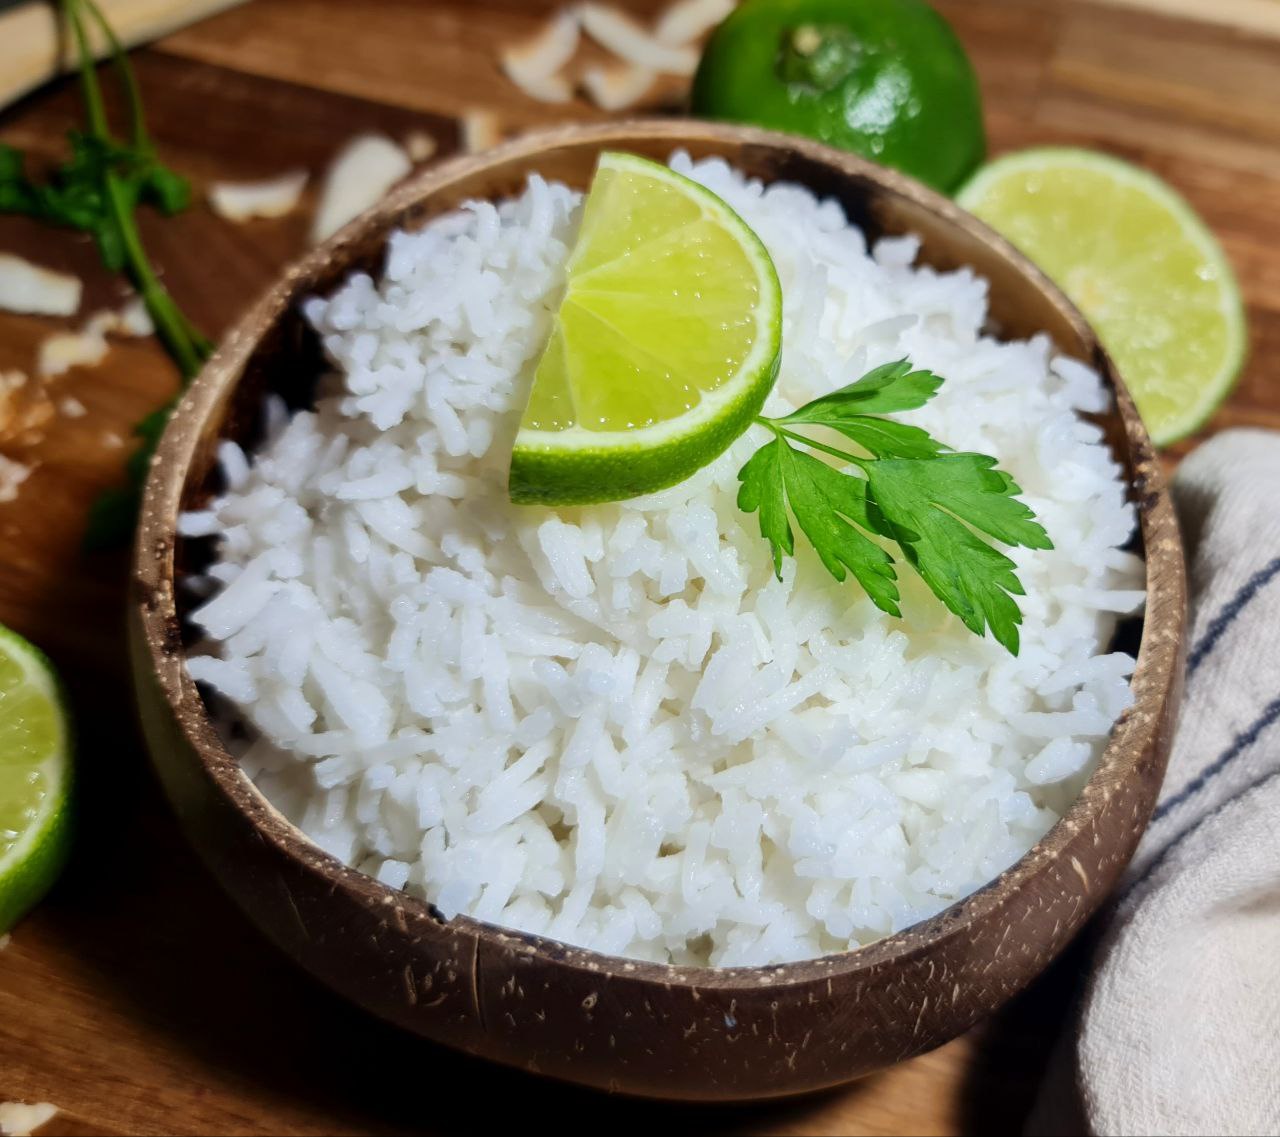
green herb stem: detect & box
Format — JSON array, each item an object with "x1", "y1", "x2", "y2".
[
  {"x1": 65, "y1": 2, "x2": 110, "y2": 139},
  {"x1": 80, "y1": 0, "x2": 148, "y2": 149},
  {"x1": 105, "y1": 175, "x2": 206, "y2": 378},
  {"x1": 757, "y1": 417, "x2": 870, "y2": 470}
]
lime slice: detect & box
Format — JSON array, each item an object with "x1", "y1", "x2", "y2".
[
  {"x1": 509, "y1": 152, "x2": 782, "y2": 505},
  {"x1": 0, "y1": 625, "x2": 72, "y2": 933},
  {"x1": 957, "y1": 148, "x2": 1246, "y2": 446}
]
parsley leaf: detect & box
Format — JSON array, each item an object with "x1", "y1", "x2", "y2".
[
  {"x1": 777, "y1": 360, "x2": 946, "y2": 458},
  {"x1": 737, "y1": 360, "x2": 1051, "y2": 654},
  {"x1": 739, "y1": 435, "x2": 901, "y2": 616},
  {"x1": 737, "y1": 438, "x2": 794, "y2": 575},
  {"x1": 1, "y1": 134, "x2": 191, "y2": 274},
  {"x1": 778, "y1": 358, "x2": 943, "y2": 418},
  {"x1": 865, "y1": 455, "x2": 1052, "y2": 653}
]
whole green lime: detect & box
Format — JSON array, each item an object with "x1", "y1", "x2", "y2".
[{"x1": 691, "y1": 0, "x2": 986, "y2": 193}]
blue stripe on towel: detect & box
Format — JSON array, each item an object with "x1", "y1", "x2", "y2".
[
  {"x1": 1187, "y1": 555, "x2": 1280, "y2": 678},
  {"x1": 1153, "y1": 693, "x2": 1280, "y2": 824},
  {"x1": 1125, "y1": 765, "x2": 1280, "y2": 904}
]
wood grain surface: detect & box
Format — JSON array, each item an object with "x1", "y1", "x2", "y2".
[{"x1": 0, "y1": 0, "x2": 1277, "y2": 1133}]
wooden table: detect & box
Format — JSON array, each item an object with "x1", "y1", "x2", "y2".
[{"x1": 1, "y1": 1, "x2": 1277, "y2": 1133}]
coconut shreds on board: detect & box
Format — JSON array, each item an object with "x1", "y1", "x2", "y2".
[
  {"x1": 461, "y1": 110, "x2": 504, "y2": 153},
  {"x1": 0, "y1": 933, "x2": 9, "y2": 951},
  {"x1": 0, "y1": 1102, "x2": 57, "y2": 1137},
  {"x1": 37, "y1": 329, "x2": 108, "y2": 379},
  {"x1": 0, "y1": 371, "x2": 54, "y2": 448},
  {"x1": 581, "y1": 63, "x2": 657, "y2": 111},
  {"x1": 0, "y1": 254, "x2": 82, "y2": 318},
  {"x1": 403, "y1": 131, "x2": 439, "y2": 163},
  {"x1": 0, "y1": 453, "x2": 32, "y2": 504},
  {"x1": 578, "y1": 3, "x2": 700, "y2": 75},
  {"x1": 209, "y1": 170, "x2": 309, "y2": 222},
  {"x1": 36, "y1": 300, "x2": 154, "y2": 379},
  {"x1": 186, "y1": 156, "x2": 1145, "y2": 968},
  {"x1": 310, "y1": 135, "x2": 413, "y2": 246},
  {"x1": 500, "y1": 9, "x2": 580, "y2": 104},
  {"x1": 59, "y1": 396, "x2": 87, "y2": 418},
  {"x1": 654, "y1": 0, "x2": 736, "y2": 44}
]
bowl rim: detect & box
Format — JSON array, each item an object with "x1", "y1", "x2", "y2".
[{"x1": 134, "y1": 118, "x2": 1184, "y2": 991}]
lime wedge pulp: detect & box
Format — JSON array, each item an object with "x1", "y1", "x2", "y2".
[
  {"x1": 509, "y1": 152, "x2": 783, "y2": 505},
  {"x1": 0, "y1": 625, "x2": 72, "y2": 933},
  {"x1": 957, "y1": 148, "x2": 1246, "y2": 446}
]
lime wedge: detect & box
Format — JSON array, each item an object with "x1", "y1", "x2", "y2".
[
  {"x1": 0, "y1": 625, "x2": 72, "y2": 932},
  {"x1": 509, "y1": 152, "x2": 782, "y2": 505},
  {"x1": 957, "y1": 148, "x2": 1246, "y2": 446}
]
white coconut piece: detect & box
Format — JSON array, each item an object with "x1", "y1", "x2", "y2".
[
  {"x1": 578, "y1": 3, "x2": 699, "y2": 75},
  {"x1": 37, "y1": 328, "x2": 108, "y2": 379},
  {"x1": 501, "y1": 9, "x2": 579, "y2": 104},
  {"x1": 0, "y1": 254, "x2": 82, "y2": 318},
  {"x1": 403, "y1": 131, "x2": 439, "y2": 163},
  {"x1": 0, "y1": 454, "x2": 32, "y2": 504},
  {"x1": 655, "y1": 0, "x2": 735, "y2": 44},
  {"x1": 581, "y1": 62, "x2": 657, "y2": 111},
  {"x1": 310, "y1": 135, "x2": 412, "y2": 245},
  {"x1": 0, "y1": 1102, "x2": 57, "y2": 1137},
  {"x1": 59, "y1": 396, "x2": 87, "y2": 418},
  {"x1": 461, "y1": 110, "x2": 503, "y2": 154},
  {"x1": 112, "y1": 298, "x2": 154, "y2": 338},
  {"x1": 209, "y1": 170, "x2": 308, "y2": 222},
  {"x1": 36, "y1": 299, "x2": 152, "y2": 379}
]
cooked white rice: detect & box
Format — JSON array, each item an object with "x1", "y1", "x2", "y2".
[{"x1": 183, "y1": 154, "x2": 1145, "y2": 967}]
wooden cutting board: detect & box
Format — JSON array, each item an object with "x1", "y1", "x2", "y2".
[{"x1": 1, "y1": 1, "x2": 1278, "y2": 1134}]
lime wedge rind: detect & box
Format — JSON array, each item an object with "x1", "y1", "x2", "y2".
[
  {"x1": 0, "y1": 625, "x2": 73, "y2": 933},
  {"x1": 957, "y1": 147, "x2": 1246, "y2": 447},
  {"x1": 510, "y1": 152, "x2": 783, "y2": 506}
]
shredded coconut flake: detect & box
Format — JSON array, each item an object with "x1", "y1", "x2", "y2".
[
  {"x1": 36, "y1": 300, "x2": 152, "y2": 378},
  {"x1": 0, "y1": 254, "x2": 82, "y2": 317},
  {"x1": 501, "y1": 9, "x2": 580, "y2": 103},
  {"x1": 579, "y1": 3, "x2": 699, "y2": 75},
  {"x1": 403, "y1": 131, "x2": 439, "y2": 163},
  {"x1": 209, "y1": 170, "x2": 308, "y2": 222},
  {"x1": 581, "y1": 62, "x2": 656, "y2": 110},
  {"x1": 655, "y1": 0, "x2": 736, "y2": 44},
  {"x1": 0, "y1": 453, "x2": 31, "y2": 504},
  {"x1": 461, "y1": 110, "x2": 504, "y2": 153},
  {"x1": 311, "y1": 135, "x2": 412, "y2": 245},
  {"x1": 0, "y1": 1102, "x2": 57, "y2": 1137}
]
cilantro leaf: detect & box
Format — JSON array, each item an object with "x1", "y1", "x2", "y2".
[
  {"x1": 864, "y1": 455, "x2": 1052, "y2": 653},
  {"x1": 740, "y1": 362, "x2": 1051, "y2": 654},
  {"x1": 779, "y1": 446, "x2": 900, "y2": 616},
  {"x1": 2, "y1": 133, "x2": 191, "y2": 273},
  {"x1": 785, "y1": 412, "x2": 946, "y2": 459},
  {"x1": 775, "y1": 359, "x2": 948, "y2": 457},
  {"x1": 868, "y1": 454, "x2": 1053, "y2": 551},
  {"x1": 737, "y1": 437, "x2": 794, "y2": 577},
  {"x1": 778, "y1": 359, "x2": 943, "y2": 419},
  {"x1": 738, "y1": 433, "x2": 900, "y2": 616}
]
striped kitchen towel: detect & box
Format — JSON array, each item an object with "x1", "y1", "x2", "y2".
[{"x1": 1031, "y1": 428, "x2": 1280, "y2": 1136}]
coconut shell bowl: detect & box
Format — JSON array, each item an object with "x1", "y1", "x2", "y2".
[{"x1": 130, "y1": 120, "x2": 1185, "y2": 1102}]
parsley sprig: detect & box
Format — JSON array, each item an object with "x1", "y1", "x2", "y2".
[
  {"x1": 737, "y1": 360, "x2": 1052, "y2": 654},
  {"x1": 0, "y1": 0, "x2": 211, "y2": 546}
]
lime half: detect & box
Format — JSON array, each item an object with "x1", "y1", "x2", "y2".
[
  {"x1": 509, "y1": 152, "x2": 782, "y2": 506},
  {"x1": 0, "y1": 626, "x2": 72, "y2": 932},
  {"x1": 958, "y1": 148, "x2": 1246, "y2": 446}
]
